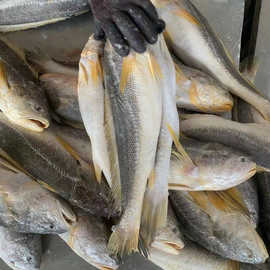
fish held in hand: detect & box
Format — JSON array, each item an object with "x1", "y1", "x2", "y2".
[
  {"x1": 0, "y1": 226, "x2": 42, "y2": 270},
  {"x1": 153, "y1": 0, "x2": 270, "y2": 121},
  {"x1": 102, "y1": 39, "x2": 163, "y2": 257},
  {"x1": 174, "y1": 57, "x2": 233, "y2": 113},
  {"x1": 141, "y1": 35, "x2": 179, "y2": 246},
  {"x1": 0, "y1": 168, "x2": 76, "y2": 234},
  {"x1": 168, "y1": 137, "x2": 256, "y2": 191},
  {"x1": 170, "y1": 189, "x2": 269, "y2": 263},
  {"x1": 0, "y1": 0, "x2": 89, "y2": 32},
  {"x1": 0, "y1": 37, "x2": 50, "y2": 132}
]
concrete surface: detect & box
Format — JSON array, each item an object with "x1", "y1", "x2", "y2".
[{"x1": 0, "y1": 1, "x2": 245, "y2": 269}]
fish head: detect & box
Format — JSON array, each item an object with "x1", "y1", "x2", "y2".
[
  {"x1": 199, "y1": 145, "x2": 256, "y2": 186},
  {"x1": 5, "y1": 82, "x2": 50, "y2": 132}
]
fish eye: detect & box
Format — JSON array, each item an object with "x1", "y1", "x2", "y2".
[
  {"x1": 33, "y1": 104, "x2": 43, "y2": 113},
  {"x1": 10, "y1": 261, "x2": 15, "y2": 265},
  {"x1": 49, "y1": 224, "x2": 54, "y2": 229},
  {"x1": 26, "y1": 257, "x2": 32, "y2": 263},
  {"x1": 240, "y1": 157, "x2": 246, "y2": 163}
]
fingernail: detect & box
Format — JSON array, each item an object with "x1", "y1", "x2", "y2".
[{"x1": 156, "y1": 19, "x2": 166, "y2": 33}]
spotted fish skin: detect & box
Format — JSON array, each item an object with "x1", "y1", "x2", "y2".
[{"x1": 0, "y1": 0, "x2": 89, "y2": 32}]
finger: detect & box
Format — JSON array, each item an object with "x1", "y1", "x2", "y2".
[
  {"x1": 137, "y1": 0, "x2": 159, "y2": 22},
  {"x1": 112, "y1": 11, "x2": 146, "y2": 53},
  {"x1": 125, "y1": 5, "x2": 158, "y2": 44},
  {"x1": 156, "y1": 19, "x2": 166, "y2": 33},
  {"x1": 101, "y1": 21, "x2": 130, "y2": 56},
  {"x1": 94, "y1": 22, "x2": 106, "y2": 40}
]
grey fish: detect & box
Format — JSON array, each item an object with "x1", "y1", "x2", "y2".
[
  {"x1": 0, "y1": 168, "x2": 76, "y2": 234},
  {"x1": 235, "y1": 178, "x2": 259, "y2": 227},
  {"x1": 180, "y1": 114, "x2": 270, "y2": 171},
  {"x1": 149, "y1": 242, "x2": 238, "y2": 270},
  {"x1": 169, "y1": 189, "x2": 268, "y2": 263},
  {"x1": 0, "y1": 0, "x2": 89, "y2": 32},
  {"x1": 152, "y1": 0, "x2": 270, "y2": 121},
  {"x1": 173, "y1": 57, "x2": 233, "y2": 113},
  {"x1": 60, "y1": 211, "x2": 119, "y2": 270},
  {"x1": 102, "y1": 39, "x2": 163, "y2": 256},
  {"x1": 0, "y1": 37, "x2": 50, "y2": 132},
  {"x1": 0, "y1": 226, "x2": 42, "y2": 270},
  {"x1": 0, "y1": 113, "x2": 115, "y2": 218},
  {"x1": 168, "y1": 137, "x2": 256, "y2": 191}
]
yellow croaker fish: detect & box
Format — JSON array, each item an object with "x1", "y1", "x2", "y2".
[
  {"x1": 152, "y1": 0, "x2": 270, "y2": 121},
  {"x1": 141, "y1": 35, "x2": 179, "y2": 245},
  {"x1": 103, "y1": 39, "x2": 163, "y2": 257},
  {"x1": 173, "y1": 56, "x2": 233, "y2": 113},
  {"x1": 0, "y1": 37, "x2": 50, "y2": 131}
]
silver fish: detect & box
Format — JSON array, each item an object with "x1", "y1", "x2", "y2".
[
  {"x1": 170, "y1": 189, "x2": 269, "y2": 263},
  {"x1": 0, "y1": 168, "x2": 76, "y2": 234},
  {"x1": 152, "y1": 0, "x2": 270, "y2": 121},
  {"x1": 0, "y1": 226, "x2": 42, "y2": 270},
  {"x1": 168, "y1": 137, "x2": 257, "y2": 191},
  {"x1": 0, "y1": 37, "x2": 50, "y2": 132},
  {"x1": 180, "y1": 114, "x2": 270, "y2": 171},
  {"x1": 102, "y1": 38, "x2": 163, "y2": 257},
  {"x1": 174, "y1": 57, "x2": 233, "y2": 113},
  {"x1": 0, "y1": 0, "x2": 89, "y2": 32}
]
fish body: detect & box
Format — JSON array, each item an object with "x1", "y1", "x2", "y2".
[
  {"x1": 174, "y1": 57, "x2": 233, "y2": 113},
  {"x1": 0, "y1": 38, "x2": 50, "y2": 131},
  {"x1": 0, "y1": 226, "x2": 42, "y2": 270},
  {"x1": 0, "y1": 114, "x2": 115, "y2": 218},
  {"x1": 169, "y1": 190, "x2": 268, "y2": 263},
  {"x1": 149, "y1": 242, "x2": 235, "y2": 270},
  {"x1": 0, "y1": 168, "x2": 76, "y2": 234},
  {"x1": 60, "y1": 212, "x2": 119, "y2": 270},
  {"x1": 168, "y1": 137, "x2": 256, "y2": 191},
  {"x1": 153, "y1": 0, "x2": 270, "y2": 120},
  {"x1": 180, "y1": 114, "x2": 270, "y2": 170},
  {"x1": 41, "y1": 73, "x2": 82, "y2": 126},
  {"x1": 0, "y1": 0, "x2": 90, "y2": 32},
  {"x1": 103, "y1": 38, "x2": 163, "y2": 256},
  {"x1": 141, "y1": 35, "x2": 179, "y2": 245}
]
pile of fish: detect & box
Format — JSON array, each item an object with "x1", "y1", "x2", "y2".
[{"x1": 0, "y1": 0, "x2": 270, "y2": 269}]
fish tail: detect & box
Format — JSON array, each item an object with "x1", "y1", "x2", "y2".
[
  {"x1": 108, "y1": 224, "x2": 140, "y2": 258},
  {"x1": 140, "y1": 194, "x2": 168, "y2": 247}
]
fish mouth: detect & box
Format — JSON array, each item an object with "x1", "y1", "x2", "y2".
[
  {"x1": 28, "y1": 118, "x2": 49, "y2": 131},
  {"x1": 57, "y1": 200, "x2": 77, "y2": 228},
  {"x1": 151, "y1": 241, "x2": 183, "y2": 255},
  {"x1": 248, "y1": 167, "x2": 257, "y2": 177},
  {"x1": 92, "y1": 263, "x2": 115, "y2": 270}
]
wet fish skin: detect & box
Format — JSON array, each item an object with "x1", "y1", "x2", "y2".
[
  {"x1": 169, "y1": 137, "x2": 256, "y2": 191},
  {"x1": 103, "y1": 39, "x2": 163, "y2": 256},
  {"x1": 153, "y1": 0, "x2": 270, "y2": 121},
  {"x1": 180, "y1": 114, "x2": 270, "y2": 170},
  {"x1": 169, "y1": 190, "x2": 269, "y2": 263},
  {"x1": 60, "y1": 211, "x2": 119, "y2": 270},
  {"x1": 0, "y1": 0, "x2": 90, "y2": 32},
  {"x1": 0, "y1": 168, "x2": 77, "y2": 234},
  {"x1": 174, "y1": 57, "x2": 233, "y2": 113},
  {"x1": 0, "y1": 113, "x2": 115, "y2": 218},
  {"x1": 40, "y1": 73, "x2": 82, "y2": 126},
  {"x1": 0, "y1": 226, "x2": 42, "y2": 270},
  {"x1": 149, "y1": 242, "x2": 235, "y2": 270},
  {"x1": 0, "y1": 38, "x2": 50, "y2": 132}
]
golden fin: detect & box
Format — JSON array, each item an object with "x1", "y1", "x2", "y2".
[
  {"x1": 189, "y1": 80, "x2": 207, "y2": 112},
  {"x1": 37, "y1": 180, "x2": 57, "y2": 193},
  {"x1": 93, "y1": 160, "x2": 102, "y2": 183},
  {"x1": 188, "y1": 192, "x2": 208, "y2": 212},
  {"x1": 55, "y1": 135, "x2": 81, "y2": 162},
  {"x1": 168, "y1": 183, "x2": 191, "y2": 190},
  {"x1": 151, "y1": 241, "x2": 181, "y2": 255},
  {"x1": 174, "y1": 9, "x2": 199, "y2": 25},
  {"x1": 174, "y1": 63, "x2": 187, "y2": 84},
  {"x1": 89, "y1": 59, "x2": 103, "y2": 87},
  {"x1": 0, "y1": 61, "x2": 10, "y2": 91},
  {"x1": 141, "y1": 195, "x2": 168, "y2": 247},
  {"x1": 147, "y1": 52, "x2": 162, "y2": 81},
  {"x1": 147, "y1": 169, "x2": 155, "y2": 189},
  {"x1": 67, "y1": 224, "x2": 79, "y2": 249},
  {"x1": 79, "y1": 62, "x2": 88, "y2": 85},
  {"x1": 92, "y1": 264, "x2": 114, "y2": 270},
  {"x1": 166, "y1": 123, "x2": 194, "y2": 166},
  {"x1": 120, "y1": 55, "x2": 136, "y2": 94},
  {"x1": 227, "y1": 260, "x2": 240, "y2": 270},
  {"x1": 108, "y1": 226, "x2": 139, "y2": 258}
]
